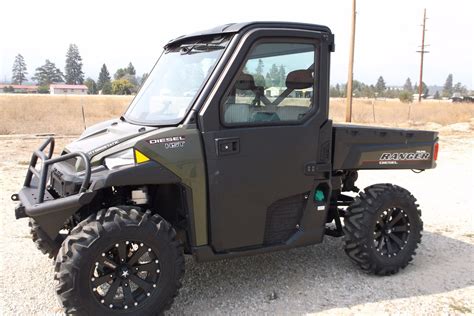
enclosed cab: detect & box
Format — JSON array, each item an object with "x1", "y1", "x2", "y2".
[{"x1": 12, "y1": 22, "x2": 437, "y2": 315}]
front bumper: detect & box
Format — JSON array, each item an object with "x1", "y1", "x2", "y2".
[
  {"x1": 12, "y1": 137, "x2": 96, "y2": 239},
  {"x1": 14, "y1": 181, "x2": 95, "y2": 219}
]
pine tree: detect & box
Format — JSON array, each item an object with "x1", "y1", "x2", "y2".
[
  {"x1": 375, "y1": 76, "x2": 386, "y2": 95},
  {"x1": 114, "y1": 68, "x2": 127, "y2": 80},
  {"x1": 278, "y1": 65, "x2": 286, "y2": 88},
  {"x1": 12, "y1": 54, "x2": 28, "y2": 85},
  {"x1": 126, "y1": 62, "x2": 136, "y2": 76},
  {"x1": 442, "y1": 74, "x2": 453, "y2": 97},
  {"x1": 267, "y1": 64, "x2": 279, "y2": 86},
  {"x1": 253, "y1": 59, "x2": 266, "y2": 87},
  {"x1": 97, "y1": 64, "x2": 111, "y2": 91},
  {"x1": 265, "y1": 73, "x2": 272, "y2": 85},
  {"x1": 65, "y1": 44, "x2": 84, "y2": 84},
  {"x1": 255, "y1": 59, "x2": 264, "y2": 75},
  {"x1": 139, "y1": 73, "x2": 148, "y2": 86},
  {"x1": 330, "y1": 85, "x2": 342, "y2": 97},
  {"x1": 403, "y1": 77, "x2": 413, "y2": 92},
  {"x1": 421, "y1": 82, "x2": 429, "y2": 96},
  {"x1": 102, "y1": 82, "x2": 112, "y2": 95},
  {"x1": 32, "y1": 59, "x2": 64, "y2": 86},
  {"x1": 453, "y1": 82, "x2": 467, "y2": 95},
  {"x1": 414, "y1": 82, "x2": 429, "y2": 97}
]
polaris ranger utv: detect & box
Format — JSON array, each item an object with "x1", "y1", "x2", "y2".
[{"x1": 12, "y1": 22, "x2": 438, "y2": 315}]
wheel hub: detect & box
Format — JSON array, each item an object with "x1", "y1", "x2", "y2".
[
  {"x1": 118, "y1": 266, "x2": 130, "y2": 279},
  {"x1": 90, "y1": 240, "x2": 161, "y2": 310},
  {"x1": 373, "y1": 207, "x2": 411, "y2": 258}
]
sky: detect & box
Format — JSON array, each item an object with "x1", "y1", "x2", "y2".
[{"x1": 0, "y1": 0, "x2": 473, "y2": 88}]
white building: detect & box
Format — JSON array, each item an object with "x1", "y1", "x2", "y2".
[
  {"x1": 50, "y1": 84, "x2": 88, "y2": 95},
  {"x1": 265, "y1": 87, "x2": 285, "y2": 97}
]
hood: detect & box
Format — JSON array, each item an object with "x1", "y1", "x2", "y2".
[{"x1": 66, "y1": 118, "x2": 157, "y2": 158}]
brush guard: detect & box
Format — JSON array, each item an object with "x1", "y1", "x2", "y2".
[{"x1": 12, "y1": 137, "x2": 94, "y2": 225}]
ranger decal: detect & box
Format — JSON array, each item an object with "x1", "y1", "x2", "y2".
[{"x1": 379, "y1": 151, "x2": 430, "y2": 165}]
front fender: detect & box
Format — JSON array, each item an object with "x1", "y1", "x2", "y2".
[{"x1": 90, "y1": 161, "x2": 182, "y2": 190}]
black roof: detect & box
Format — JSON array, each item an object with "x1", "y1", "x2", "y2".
[{"x1": 165, "y1": 21, "x2": 332, "y2": 47}]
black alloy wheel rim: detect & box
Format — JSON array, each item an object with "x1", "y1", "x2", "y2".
[
  {"x1": 373, "y1": 207, "x2": 411, "y2": 258},
  {"x1": 90, "y1": 240, "x2": 161, "y2": 310}
]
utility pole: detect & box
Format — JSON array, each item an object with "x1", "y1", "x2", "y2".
[
  {"x1": 345, "y1": 0, "x2": 356, "y2": 122},
  {"x1": 417, "y1": 8, "x2": 429, "y2": 102}
]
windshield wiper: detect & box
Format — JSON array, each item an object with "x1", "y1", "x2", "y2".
[{"x1": 180, "y1": 43, "x2": 225, "y2": 55}]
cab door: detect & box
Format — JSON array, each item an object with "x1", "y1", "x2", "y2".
[{"x1": 200, "y1": 30, "x2": 332, "y2": 252}]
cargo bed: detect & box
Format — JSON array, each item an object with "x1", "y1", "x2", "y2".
[{"x1": 332, "y1": 123, "x2": 438, "y2": 170}]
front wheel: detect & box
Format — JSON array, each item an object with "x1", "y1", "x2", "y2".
[
  {"x1": 343, "y1": 184, "x2": 423, "y2": 275},
  {"x1": 29, "y1": 218, "x2": 64, "y2": 259},
  {"x1": 54, "y1": 207, "x2": 184, "y2": 315}
]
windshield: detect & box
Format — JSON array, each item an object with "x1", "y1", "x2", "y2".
[{"x1": 124, "y1": 35, "x2": 231, "y2": 125}]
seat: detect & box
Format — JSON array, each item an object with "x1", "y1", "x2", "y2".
[
  {"x1": 235, "y1": 73, "x2": 256, "y2": 91},
  {"x1": 285, "y1": 69, "x2": 313, "y2": 90},
  {"x1": 273, "y1": 69, "x2": 313, "y2": 120},
  {"x1": 276, "y1": 106, "x2": 309, "y2": 121},
  {"x1": 224, "y1": 103, "x2": 251, "y2": 123},
  {"x1": 223, "y1": 73, "x2": 257, "y2": 123}
]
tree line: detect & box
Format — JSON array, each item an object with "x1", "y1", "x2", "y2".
[
  {"x1": 7, "y1": 48, "x2": 471, "y2": 99},
  {"x1": 7, "y1": 45, "x2": 147, "y2": 95},
  {"x1": 330, "y1": 74, "x2": 469, "y2": 103},
  {"x1": 246, "y1": 59, "x2": 470, "y2": 103}
]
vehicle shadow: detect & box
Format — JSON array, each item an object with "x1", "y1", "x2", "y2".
[{"x1": 169, "y1": 231, "x2": 474, "y2": 314}]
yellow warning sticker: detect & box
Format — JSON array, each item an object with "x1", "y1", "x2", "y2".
[{"x1": 134, "y1": 149, "x2": 150, "y2": 164}]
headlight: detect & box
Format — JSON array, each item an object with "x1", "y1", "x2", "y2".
[{"x1": 104, "y1": 148, "x2": 134, "y2": 169}]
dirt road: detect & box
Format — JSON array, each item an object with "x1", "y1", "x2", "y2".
[{"x1": 0, "y1": 132, "x2": 473, "y2": 315}]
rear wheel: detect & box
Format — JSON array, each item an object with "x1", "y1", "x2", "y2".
[
  {"x1": 55, "y1": 207, "x2": 184, "y2": 315},
  {"x1": 343, "y1": 184, "x2": 423, "y2": 275}
]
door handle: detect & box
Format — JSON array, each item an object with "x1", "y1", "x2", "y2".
[{"x1": 215, "y1": 137, "x2": 240, "y2": 156}]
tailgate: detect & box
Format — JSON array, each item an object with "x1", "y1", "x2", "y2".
[{"x1": 332, "y1": 124, "x2": 439, "y2": 170}]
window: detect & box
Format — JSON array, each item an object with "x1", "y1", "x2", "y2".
[
  {"x1": 222, "y1": 41, "x2": 316, "y2": 125},
  {"x1": 125, "y1": 36, "x2": 231, "y2": 125}
]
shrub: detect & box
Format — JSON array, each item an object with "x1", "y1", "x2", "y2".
[
  {"x1": 399, "y1": 91, "x2": 413, "y2": 103},
  {"x1": 3, "y1": 85, "x2": 14, "y2": 93},
  {"x1": 37, "y1": 85, "x2": 50, "y2": 94},
  {"x1": 111, "y1": 79, "x2": 134, "y2": 95}
]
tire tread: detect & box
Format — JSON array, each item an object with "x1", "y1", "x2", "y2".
[
  {"x1": 29, "y1": 219, "x2": 63, "y2": 259},
  {"x1": 54, "y1": 207, "x2": 184, "y2": 315},
  {"x1": 343, "y1": 183, "x2": 423, "y2": 275}
]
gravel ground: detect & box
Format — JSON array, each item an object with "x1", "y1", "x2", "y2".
[{"x1": 0, "y1": 132, "x2": 473, "y2": 315}]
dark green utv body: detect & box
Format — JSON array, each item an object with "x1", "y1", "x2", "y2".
[{"x1": 12, "y1": 22, "x2": 438, "y2": 315}]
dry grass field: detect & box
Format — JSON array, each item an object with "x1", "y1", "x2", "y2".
[
  {"x1": 0, "y1": 94, "x2": 133, "y2": 135},
  {"x1": 0, "y1": 94, "x2": 473, "y2": 135},
  {"x1": 329, "y1": 98, "x2": 474, "y2": 126}
]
